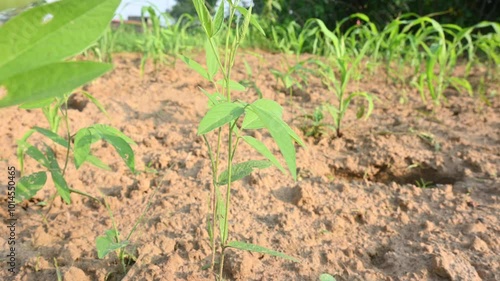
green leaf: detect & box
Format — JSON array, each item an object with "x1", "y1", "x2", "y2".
[
  {"x1": 242, "y1": 136, "x2": 285, "y2": 174},
  {"x1": 17, "y1": 129, "x2": 35, "y2": 173},
  {"x1": 218, "y1": 160, "x2": 272, "y2": 185},
  {"x1": 19, "y1": 98, "x2": 54, "y2": 109},
  {"x1": 45, "y1": 146, "x2": 71, "y2": 204},
  {"x1": 192, "y1": 0, "x2": 212, "y2": 36},
  {"x1": 15, "y1": 172, "x2": 47, "y2": 203},
  {"x1": 0, "y1": 0, "x2": 120, "y2": 80},
  {"x1": 91, "y1": 124, "x2": 135, "y2": 144},
  {"x1": 18, "y1": 141, "x2": 49, "y2": 168},
  {"x1": 33, "y1": 127, "x2": 68, "y2": 147},
  {"x1": 85, "y1": 155, "x2": 112, "y2": 171},
  {"x1": 181, "y1": 55, "x2": 209, "y2": 80},
  {"x1": 100, "y1": 134, "x2": 135, "y2": 173},
  {"x1": 205, "y1": 39, "x2": 219, "y2": 81},
  {"x1": 249, "y1": 100, "x2": 304, "y2": 180},
  {"x1": 0, "y1": 62, "x2": 112, "y2": 108},
  {"x1": 74, "y1": 128, "x2": 94, "y2": 169},
  {"x1": 204, "y1": 91, "x2": 225, "y2": 108},
  {"x1": 198, "y1": 102, "x2": 245, "y2": 135},
  {"x1": 227, "y1": 241, "x2": 299, "y2": 262},
  {"x1": 242, "y1": 99, "x2": 283, "y2": 130},
  {"x1": 96, "y1": 229, "x2": 129, "y2": 259},
  {"x1": 235, "y1": 6, "x2": 265, "y2": 36},
  {"x1": 217, "y1": 79, "x2": 246, "y2": 91},
  {"x1": 319, "y1": 273, "x2": 337, "y2": 281},
  {"x1": 82, "y1": 91, "x2": 109, "y2": 117},
  {"x1": 213, "y1": 0, "x2": 225, "y2": 36}
]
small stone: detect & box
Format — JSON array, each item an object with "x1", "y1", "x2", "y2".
[
  {"x1": 432, "y1": 248, "x2": 480, "y2": 281},
  {"x1": 64, "y1": 266, "x2": 91, "y2": 281},
  {"x1": 470, "y1": 237, "x2": 489, "y2": 253}
]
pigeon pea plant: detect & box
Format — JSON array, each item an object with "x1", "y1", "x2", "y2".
[{"x1": 183, "y1": 0, "x2": 303, "y2": 279}]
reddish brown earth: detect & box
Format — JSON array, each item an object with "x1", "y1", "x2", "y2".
[{"x1": 0, "y1": 51, "x2": 499, "y2": 281}]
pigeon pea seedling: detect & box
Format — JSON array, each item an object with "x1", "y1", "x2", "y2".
[{"x1": 183, "y1": 0, "x2": 303, "y2": 279}]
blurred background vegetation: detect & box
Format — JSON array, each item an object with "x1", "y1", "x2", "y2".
[{"x1": 169, "y1": 0, "x2": 500, "y2": 28}]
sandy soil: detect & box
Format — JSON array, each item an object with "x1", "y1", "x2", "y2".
[{"x1": 0, "y1": 51, "x2": 499, "y2": 281}]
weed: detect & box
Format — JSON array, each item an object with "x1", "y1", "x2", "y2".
[
  {"x1": 415, "y1": 178, "x2": 434, "y2": 189},
  {"x1": 298, "y1": 106, "x2": 333, "y2": 139}
]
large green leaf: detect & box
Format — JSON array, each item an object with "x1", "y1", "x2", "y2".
[
  {"x1": 242, "y1": 136, "x2": 285, "y2": 174},
  {"x1": 198, "y1": 102, "x2": 245, "y2": 135},
  {"x1": 15, "y1": 172, "x2": 47, "y2": 203},
  {"x1": 227, "y1": 241, "x2": 299, "y2": 262},
  {"x1": 0, "y1": 62, "x2": 112, "y2": 108},
  {"x1": 0, "y1": 0, "x2": 120, "y2": 80},
  {"x1": 249, "y1": 100, "x2": 304, "y2": 180},
  {"x1": 242, "y1": 99, "x2": 283, "y2": 130},
  {"x1": 218, "y1": 160, "x2": 272, "y2": 185}
]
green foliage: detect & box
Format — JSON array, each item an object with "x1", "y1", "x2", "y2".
[
  {"x1": 0, "y1": 0, "x2": 120, "y2": 108},
  {"x1": 183, "y1": 0, "x2": 302, "y2": 278}
]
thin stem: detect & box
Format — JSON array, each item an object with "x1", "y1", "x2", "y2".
[{"x1": 60, "y1": 98, "x2": 71, "y2": 176}]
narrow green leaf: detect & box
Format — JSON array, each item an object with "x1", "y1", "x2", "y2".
[
  {"x1": 15, "y1": 172, "x2": 47, "y2": 203},
  {"x1": 45, "y1": 146, "x2": 71, "y2": 204},
  {"x1": 217, "y1": 79, "x2": 246, "y2": 91},
  {"x1": 242, "y1": 136, "x2": 285, "y2": 173},
  {"x1": 82, "y1": 91, "x2": 109, "y2": 117},
  {"x1": 33, "y1": 127, "x2": 68, "y2": 147},
  {"x1": 192, "y1": 0, "x2": 212, "y2": 36},
  {"x1": 205, "y1": 39, "x2": 219, "y2": 81},
  {"x1": 198, "y1": 102, "x2": 245, "y2": 135},
  {"x1": 181, "y1": 55, "x2": 209, "y2": 80},
  {"x1": 218, "y1": 160, "x2": 272, "y2": 185},
  {"x1": 0, "y1": 62, "x2": 112, "y2": 108},
  {"x1": 227, "y1": 241, "x2": 299, "y2": 262},
  {"x1": 213, "y1": 0, "x2": 225, "y2": 36}
]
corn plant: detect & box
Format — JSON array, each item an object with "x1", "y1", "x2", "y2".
[
  {"x1": 183, "y1": 0, "x2": 302, "y2": 279},
  {"x1": 316, "y1": 60, "x2": 375, "y2": 138},
  {"x1": 138, "y1": 6, "x2": 167, "y2": 73}
]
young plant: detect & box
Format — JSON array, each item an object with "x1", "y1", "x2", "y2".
[
  {"x1": 298, "y1": 106, "x2": 333, "y2": 139},
  {"x1": 183, "y1": 0, "x2": 303, "y2": 279},
  {"x1": 138, "y1": 6, "x2": 168, "y2": 73},
  {"x1": 96, "y1": 182, "x2": 159, "y2": 277},
  {"x1": 317, "y1": 60, "x2": 375, "y2": 138}
]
